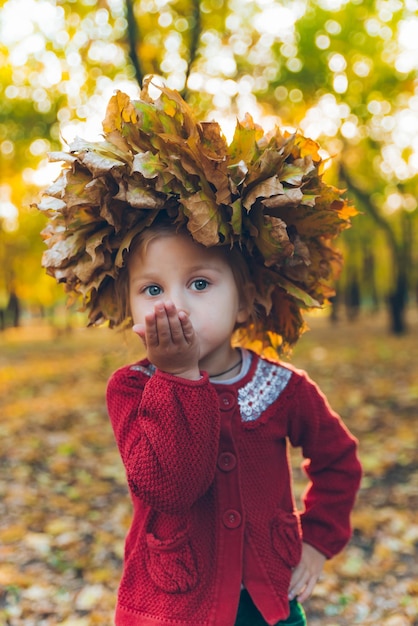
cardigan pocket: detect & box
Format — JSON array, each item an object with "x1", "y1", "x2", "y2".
[
  {"x1": 271, "y1": 510, "x2": 302, "y2": 569},
  {"x1": 145, "y1": 525, "x2": 198, "y2": 593}
]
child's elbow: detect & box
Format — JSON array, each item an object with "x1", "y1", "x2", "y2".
[{"x1": 127, "y1": 472, "x2": 213, "y2": 514}]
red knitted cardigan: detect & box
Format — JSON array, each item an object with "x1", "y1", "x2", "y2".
[{"x1": 106, "y1": 352, "x2": 361, "y2": 626}]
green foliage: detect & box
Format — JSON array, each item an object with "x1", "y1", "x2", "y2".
[{"x1": 0, "y1": 0, "x2": 417, "y2": 325}]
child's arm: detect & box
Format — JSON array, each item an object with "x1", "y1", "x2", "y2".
[
  {"x1": 107, "y1": 366, "x2": 220, "y2": 514},
  {"x1": 288, "y1": 373, "x2": 362, "y2": 561}
]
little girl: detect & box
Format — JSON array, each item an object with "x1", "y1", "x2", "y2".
[{"x1": 38, "y1": 80, "x2": 362, "y2": 626}]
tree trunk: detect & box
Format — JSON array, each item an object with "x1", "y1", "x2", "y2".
[
  {"x1": 339, "y1": 162, "x2": 409, "y2": 336},
  {"x1": 6, "y1": 291, "x2": 20, "y2": 327},
  {"x1": 125, "y1": 0, "x2": 144, "y2": 88},
  {"x1": 388, "y1": 273, "x2": 408, "y2": 334},
  {"x1": 363, "y1": 247, "x2": 379, "y2": 310},
  {"x1": 345, "y1": 272, "x2": 361, "y2": 321}
]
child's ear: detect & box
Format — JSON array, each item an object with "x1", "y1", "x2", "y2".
[{"x1": 236, "y1": 283, "x2": 256, "y2": 324}]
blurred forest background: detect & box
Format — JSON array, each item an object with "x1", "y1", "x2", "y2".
[
  {"x1": 0, "y1": 0, "x2": 417, "y2": 333},
  {"x1": 1, "y1": 0, "x2": 418, "y2": 625}
]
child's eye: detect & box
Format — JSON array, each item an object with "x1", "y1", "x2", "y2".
[
  {"x1": 144, "y1": 285, "x2": 162, "y2": 296},
  {"x1": 191, "y1": 279, "x2": 209, "y2": 291}
]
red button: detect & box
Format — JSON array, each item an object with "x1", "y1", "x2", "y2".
[
  {"x1": 222, "y1": 509, "x2": 242, "y2": 529},
  {"x1": 219, "y1": 392, "x2": 236, "y2": 411},
  {"x1": 218, "y1": 452, "x2": 237, "y2": 472}
]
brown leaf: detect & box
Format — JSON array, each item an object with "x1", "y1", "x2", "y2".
[
  {"x1": 262, "y1": 187, "x2": 304, "y2": 209},
  {"x1": 42, "y1": 228, "x2": 94, "y2": 269},
  {"x1": 181, "y1": 191, "x2": 222, "y2": 246},
  {"x1": 199, "y1": 121, "x2": 228, "y2": 160},
  {"x1": 268, "y1": 288, "x2": 309, "y2": 350},
  {"x1": 242, "y1": 175, "x2": 285, "y2": 210},
  {"x1": 124, "y1": 181, "x2": 166, "y2": 210},
  {"x1": 253, "y1": 214, "x2": 294, "y2": 267}
]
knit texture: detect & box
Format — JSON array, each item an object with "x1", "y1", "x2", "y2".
[{"x1": 106, "y1": 353, "x2": 362, "y2": 626}]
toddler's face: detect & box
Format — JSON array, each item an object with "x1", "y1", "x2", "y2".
[{"x1": 128, "y1": 232, "x2": 249, "y2": 369}]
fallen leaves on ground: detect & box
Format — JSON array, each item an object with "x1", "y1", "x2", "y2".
[{"x1": 0, "y1": 310, "x2": 417, "y2": 625}]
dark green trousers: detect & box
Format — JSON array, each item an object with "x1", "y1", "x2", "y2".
[{"x1": 235, "y1": 590, "x2": 307, "y2": 626}]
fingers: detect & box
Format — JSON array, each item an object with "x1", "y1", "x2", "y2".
[
  {"x1": 132, "y1": 301, "x2": 200, "y2": 378},
  {"x1": 288, "y1": 564, "x2": 308, "y2": 601},
  {"x1": 132, "y1": 323, "x2": 146, "y2": 342},
  {"x1": 288, "y1": 543, "x2": 326, "y2": 603},
  {"x1": 289, "y1": 567, "x2": 315, "y2": 603},
  {"x1": 144, "y1": 302, "x2": 163, "y2": 347},
  {"x1": 145, "y1": 301, "x2": 191, "y2": 347},
  {"x1": 178, "y1": 310, "x2": 195, "y2": 343},
  {"x1": 297, "y1": 577, "x2": 316, "y2": 604},
  {"x1": 288, "y1": 580, "x2": 310, "y2": 603}
]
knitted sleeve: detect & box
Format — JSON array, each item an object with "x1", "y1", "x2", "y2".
[
  {"x1": 287, "y1": 372, "x2": 362, "y2": 558},
  {"x1": 106, "y1": 365, "x2": 221, "y2": 514}
]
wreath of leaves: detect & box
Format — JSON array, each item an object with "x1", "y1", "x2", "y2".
[{"x1": 37, "y1": 77, "x2": 356, "y2": 354}]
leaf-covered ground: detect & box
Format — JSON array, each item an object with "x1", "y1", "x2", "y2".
[{"x1": 1, "y1": 310, "x2": 417, "y2": 626}]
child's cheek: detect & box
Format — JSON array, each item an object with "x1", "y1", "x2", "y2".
[{"x1": 131, "y1": 301, "x2": 146, "y2": 325}]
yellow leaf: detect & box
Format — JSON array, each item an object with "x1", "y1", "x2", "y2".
[
  {"x1": 0, "y1": 524, "x2": 27, "y2": 543},
  {"x1": 0, "y1": 563, "x2": 33, "y2": 586},
  {"x1": 102, "y1": 90, "x2": 138, "y2": 133}
]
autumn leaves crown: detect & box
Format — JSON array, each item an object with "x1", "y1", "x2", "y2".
[{"x1": 38, "y1": 78, "x2": 356, "y2": 354}]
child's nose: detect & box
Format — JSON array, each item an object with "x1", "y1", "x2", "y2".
[{"x1": 167, "y1": 289, "x2": 189, "y2": 315}]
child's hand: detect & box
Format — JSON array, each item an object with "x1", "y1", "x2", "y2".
[
  {"x1": 132, "y1": 300, "x2": 201, "y2": 380},
  {"x1": 288, "y1": 542, "x2": 326, "y2": 603}
]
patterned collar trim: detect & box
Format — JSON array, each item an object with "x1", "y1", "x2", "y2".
[
  {"x1": 238, "y1": 359, "x2": 292, "y2": 422},
  {"x1": 130, "y1": 363, "x2": 156, "y2": 376},
  {"x1": 130, "y1": 356, "x2": 292, "y2": 423}
]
